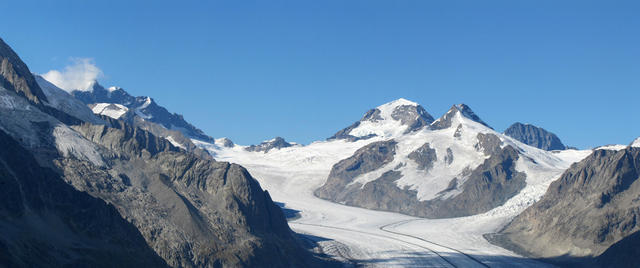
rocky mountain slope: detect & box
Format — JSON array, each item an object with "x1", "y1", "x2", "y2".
[
  {"x1": 0, "y1": 37, "x2": 324, "y2": 267},
  {"x1": 67, "y1": 79, "x2": 214, "y2": 143},
  {"x1": 0, "y1": 128, "x2": 168, "y2": 267},
  {"x1": 489, "y1": 143, "x2": 640, "y2": 267},
  {"x1": 314, "y1": 99, "x2": 583, "y2": 218},
  {"x1": 204, "y1": 98, "x2": 588, "y2": 219},
  {"x1": 504, "y1": 122, "x2": 567, "y2": 151}
]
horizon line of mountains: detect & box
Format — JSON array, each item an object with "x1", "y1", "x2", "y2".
[
  {"x1": 63, "y1": 77, "x2": 574, "y2": 152},
  {"x1": 2, "y1": 35, "x2": 640, "y2": 268}
]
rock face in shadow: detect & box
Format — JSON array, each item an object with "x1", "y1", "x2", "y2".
[
  {"x1": 391, "y1": 104, "x2": 435, "y2": 133},
  {"x1": 494, "y1": 147, "x2": 640, "y2": 265},
  {"x1": 408, "y1": 143, "x2": 437, "y2": 171},
  {"x1": 315, "y1": 140, "x2": 398, "y2": 201},
  {"x1": 315, "y1": 141, "x2": 526, "y2": 218},
  {"x1": 595, "y1": 230, "x2": 640, "y2": 268},
  {"x1": 504, "y1": 122, "x2": 567, "y2": 151},
  {"x1": 0, "y1": 129, "x2": 168, "y2": 267}
]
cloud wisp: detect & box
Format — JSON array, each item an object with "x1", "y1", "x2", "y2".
[{"x1": 42, "y1": 58, "x2": 103, "y2": 92}]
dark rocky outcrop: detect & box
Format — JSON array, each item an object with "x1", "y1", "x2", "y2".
[
  {"x1": 492, "y1": 147, "x2": 640, "y2": 267},
  {"x1": 408, "y1": 143, "x2": 438, "y2": 171},
  {"x1": 245, "y1": 137, "x2": 294, "y2": 153},
  {"x1": 315, "y1": 140, "x2": 397, "y2": 200},
  {"x1": 475, "y1": 133, "x2": 503, "y2": 156},
  {"x1": 217, "y1": 137, "x2": 235, "y2": 148},
  {"x1": 444, "y1": 148, "x2": 454, "y2": 165},
  {"x1": 0, "y1": 129, "x2": 168, "y2": 267},
  {"x1": 390, "y1": 104, "x2": 434, "y2": 133},
  {"x1": 503, "y1": 122, "x2": 567, "y2": 151}
]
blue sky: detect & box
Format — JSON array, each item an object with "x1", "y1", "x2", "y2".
[{"x1": 1, "y1": 1, "x2": 638, "y2": 148}]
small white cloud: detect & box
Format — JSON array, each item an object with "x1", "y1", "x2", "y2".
[{"x1": 42, "y1": 58, "x2": 103, "y2": 92}]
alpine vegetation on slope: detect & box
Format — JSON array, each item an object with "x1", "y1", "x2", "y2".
[
  {"x1": 0, "y1": 37, "x2": 325, "y2": 267},
  {"x1": 490, "y1": 142, "x2": 640, "y2": 267},
  {"x1": 504, "y1": 122, "x2": 567, "y2": 151},
  {"x1": 315, "y1": 100, "x2": 582, "y2": 218}
]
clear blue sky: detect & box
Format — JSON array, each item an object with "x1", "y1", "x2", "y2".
[{"x1": 1, "y1": 1, "x2": 638, "y2": 148}]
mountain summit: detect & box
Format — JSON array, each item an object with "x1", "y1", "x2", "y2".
[
  {"x1": 431, "y1": 103, "x2": 492, "y2": 130},
  {"x1": 329, "y1": 98, "x2": 435, "y2": 141}
]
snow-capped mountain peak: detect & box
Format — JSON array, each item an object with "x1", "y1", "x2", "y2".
[
  {"x1": 245, "y1": 137, "x2": 295, "y2": 153},
  {"x1": 377, "y1": 98, "x2": 419, "y2": 111},
  {"x1": 431, "y1": 103, "x2": 492, "y2": 130},
  {"x1": 329, "y1": 98, "x2": 434, "y2": 141}
]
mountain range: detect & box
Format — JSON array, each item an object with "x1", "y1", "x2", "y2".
[{"x1": 2, "y1": 34, "x2": 639, "y2": 267}]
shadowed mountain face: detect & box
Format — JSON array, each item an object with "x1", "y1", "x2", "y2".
[
  {"x1": 492, "y1": 147, "x2": 640, "y2": 266},
  {"x1": 0, "y1": 37, "x2": 325, "y2": 267},
  {"x1": 504, "y1": 122, "x2": 567, "y2": 151},
  {"x1": 0, "y1": 129, "x2": 168, "y2": 267}
]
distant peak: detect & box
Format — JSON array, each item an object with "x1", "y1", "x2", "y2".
[
  {"x1": 245, "y1": 136, "x2": 293, "y2": 153},
  {"x1": 108, "y1": 86, "x2": 121, "y2": 92},
  {"x1": 215, "y1": 137, "x2": 235, "y2": 148},
  {"x1": 504, "y1": 122, "x2": 567, "y2": 151}
]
